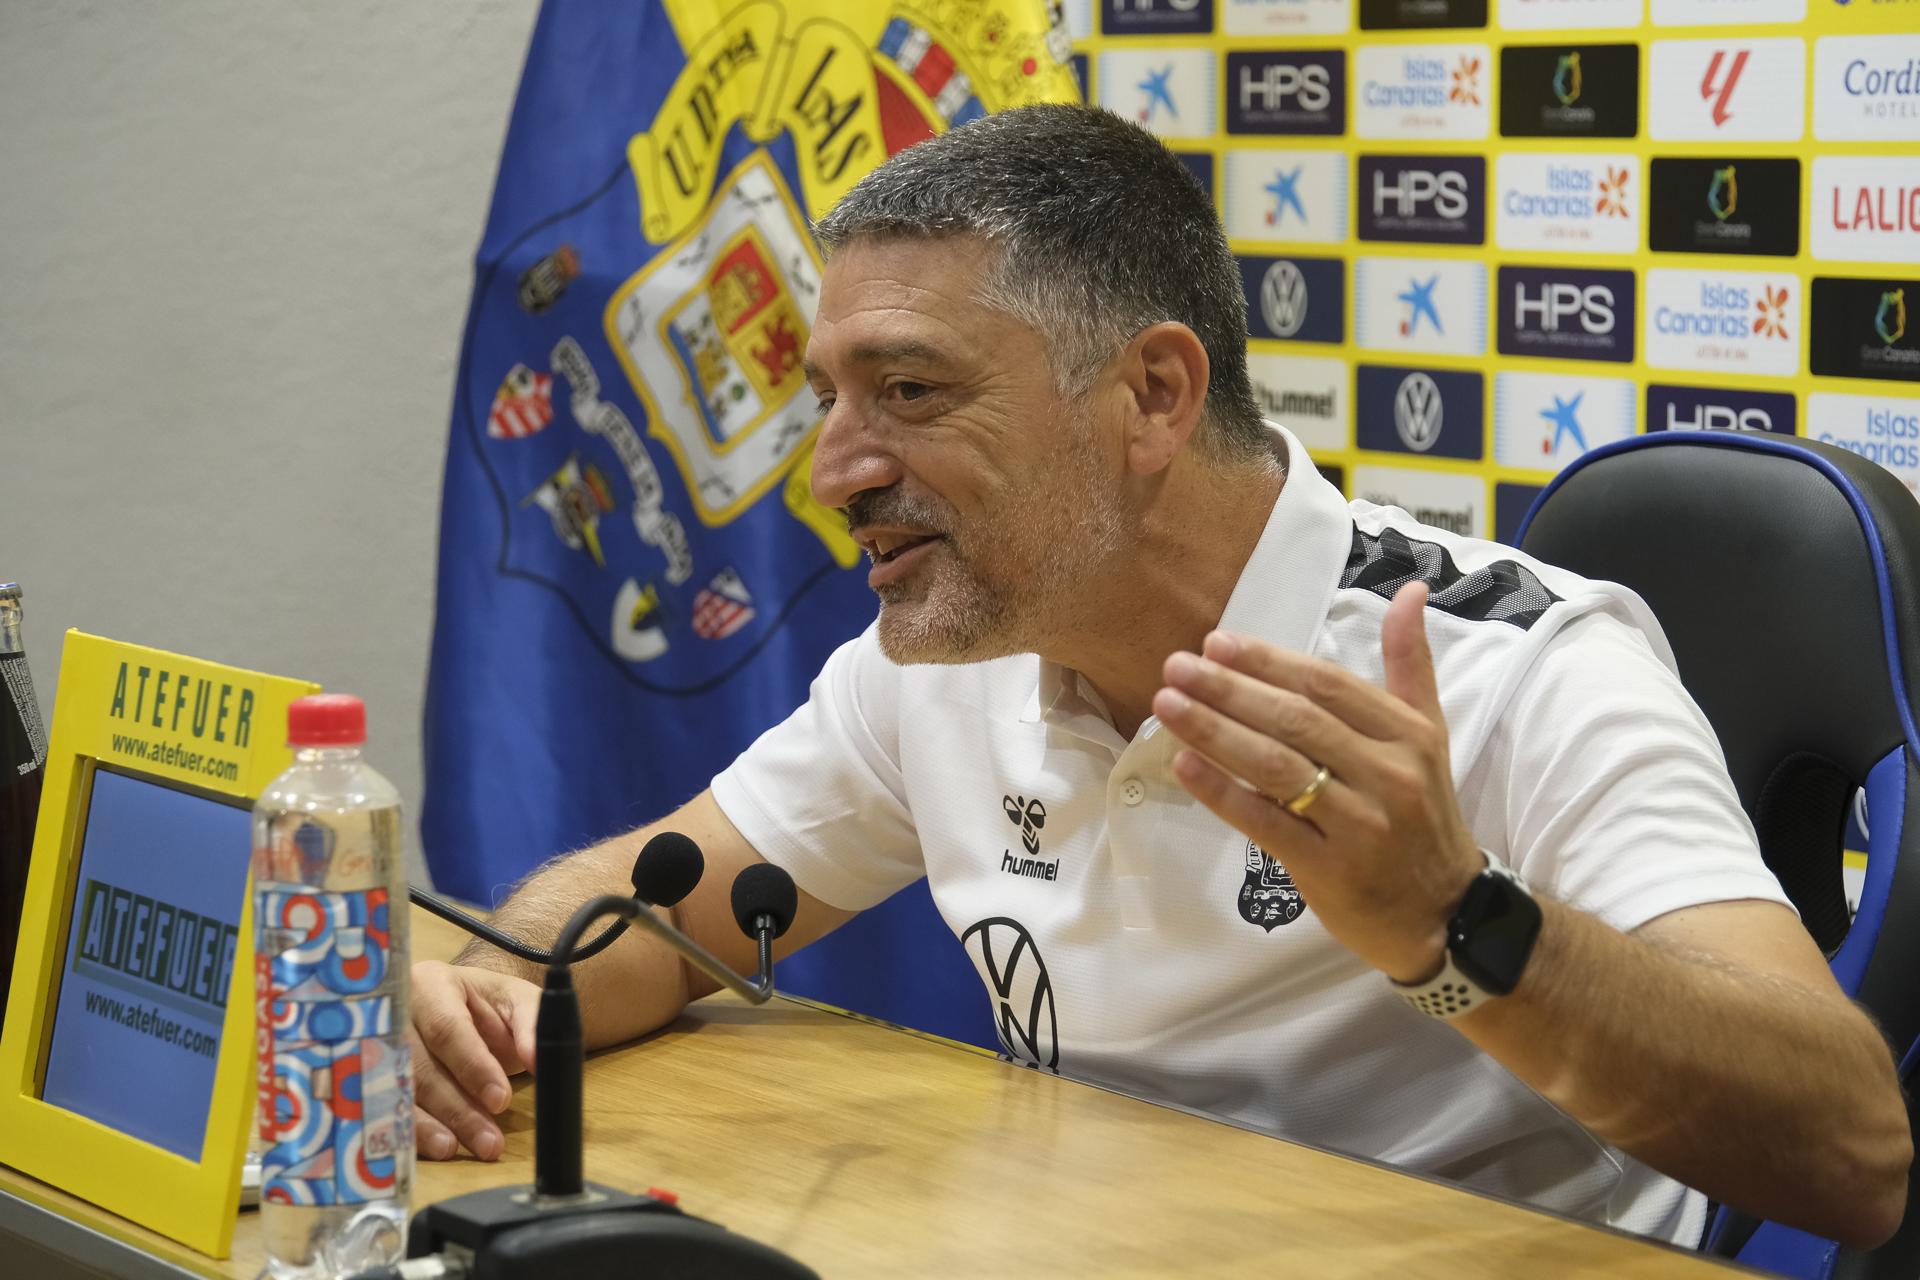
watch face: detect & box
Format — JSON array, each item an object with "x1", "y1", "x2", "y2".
[{"x1": 1449, "y1": 870, "x2": 1543, "y2": 996}]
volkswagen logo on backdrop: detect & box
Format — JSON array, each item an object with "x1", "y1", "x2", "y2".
[
  {"x1": 1394, "y1": 371, "x2": 1444, "y2": 451},
  {"x1": 1261, "y1": 260, "x2": 1309, "y2": 338}
]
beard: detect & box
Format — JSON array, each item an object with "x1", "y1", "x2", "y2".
[{"x1": 851, "y1": 413, "x2": 1130, "y2": 666}]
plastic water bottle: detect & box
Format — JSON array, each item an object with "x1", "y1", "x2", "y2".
[{"x1": 252, "y1": 694, "x2": 413, "y2": 1277}]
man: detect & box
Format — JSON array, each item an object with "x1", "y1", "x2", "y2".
[{"x1": 411, "y1": 105, "x2": 1910, "y2": 1249}]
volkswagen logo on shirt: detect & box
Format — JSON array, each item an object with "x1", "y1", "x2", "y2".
[
  {"x1": 1394, "y1": 372, "x2": 1445, "y2": 451},
  {"x1": 961, "y1": 917, "x2": 1060, "y2": 1072}
]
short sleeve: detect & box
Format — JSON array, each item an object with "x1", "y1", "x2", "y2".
[
  {"x1": 1485, "y1": 608, "x2": 1795, "y2": 933},
  {"x1": 709, "y1": 625, "x2": 927, "y2": 911}
]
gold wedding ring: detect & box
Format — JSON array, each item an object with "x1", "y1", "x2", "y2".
[{"x1": 1281, "y1": 764, "x2": 1332, "y2": 816}]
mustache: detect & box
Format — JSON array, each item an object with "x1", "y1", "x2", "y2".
[{"x1": 841, "y1": 489, "x2": 953, "y2": 537}]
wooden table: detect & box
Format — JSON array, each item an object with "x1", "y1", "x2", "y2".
[{"x1": 0, "y1": 908, "x2": 1748, "y2": 1277}]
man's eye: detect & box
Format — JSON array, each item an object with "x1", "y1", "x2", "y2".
[
  {"x1": 893, "y1": 382, "x2": 932, "y2": 402},
  {"x1": 814, "y1": 395, "x2": 835, "y2": 416}
]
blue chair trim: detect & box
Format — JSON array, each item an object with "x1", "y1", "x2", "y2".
[{"x1": 1833, "y1": 748, "x2": 1908, "y2": 997}]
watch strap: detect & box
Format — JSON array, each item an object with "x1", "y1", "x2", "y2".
[{"x1": 1389, "y1": 849, "x2": 1517, "y2": 1021}]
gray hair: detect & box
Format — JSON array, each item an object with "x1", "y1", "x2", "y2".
[{"x1": 812, "y1": 104, "x2": 1267, "y2": 461}]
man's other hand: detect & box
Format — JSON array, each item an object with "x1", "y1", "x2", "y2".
[{"x1": 408, "y1": 960, "x2": 539, "y2": 1161}]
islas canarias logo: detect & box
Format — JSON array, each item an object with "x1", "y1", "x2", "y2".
[{"x1": 473, "y1": 0, "x2": 1075, "y2": 686}]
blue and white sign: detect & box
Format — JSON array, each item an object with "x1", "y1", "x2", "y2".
[
  {"x1": 1815, "y1": 35, "x2": 1920, "y2": 142},
  {"x1": 1224, "y1": 0, "x2": 1353, "y2": 33},
  {"x1": 1647, "y1": 383, "x2": 1797, "y2": 433},
  {"x1": 1493, "y1": 370, "x2": 1637, "y2": 472},
  {"x1": 1098, "y1": 48, "x2": 1219, "y2": 139},
  {"x1": 1356, "y1": 364, "x2": 1485, "y2": 458},
  {"x1": 1494, "y1": 153, "x2": 1639, "y2": 255},
  {"x1": 1241, "y1": 254, "x2": 1347, "y2": 343},
  {"x1": 1808, "y1": 391, "x2": 1920, "y2": 496},
  {"x1": 1354, "y1": 43, "x2": 1492, "y2": 139},
  {"x1": 1644, "y1": 267, "x2": 1800, "y2": 377},
  {"x1": 1354, "y1": 256, "x2": 1487, "y2": 356},
  {"x1": 1224, "y1": 150, "x2": 1349, "y2": 242}
]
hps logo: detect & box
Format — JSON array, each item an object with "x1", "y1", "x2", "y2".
[
  {"x1": 1357, "y1": 155, "x2": 1486, "y2": 244},
  {"x1": 1647, "y1": 384, "x2": 1797, "y2": 433},
  {"x1": 1498, "y1": 266, "x2": 1636, "y2": 362},
  {"x1": 1226, "y1": 51, "x2": 1346, "y2": 135}
]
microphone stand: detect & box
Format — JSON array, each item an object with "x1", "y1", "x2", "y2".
[{"x1": 360, "y1": 896, "x2": 813, "y2": 1279}]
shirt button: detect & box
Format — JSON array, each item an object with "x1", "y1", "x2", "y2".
[{"x1": 1120, "y1": 778, "x2": 1146, "y2": 806}]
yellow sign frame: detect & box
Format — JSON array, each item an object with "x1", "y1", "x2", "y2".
[{"x1": 0, "y1": 631, "x2": 318, "y2": 1258}]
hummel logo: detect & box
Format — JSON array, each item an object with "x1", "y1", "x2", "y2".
[
  {"x1": 1003, "y1": 794, "x2": 1046, "y2": 855},
  {"x1": 1699, "y1": 50, "x2": 1748, "y2": 129}
]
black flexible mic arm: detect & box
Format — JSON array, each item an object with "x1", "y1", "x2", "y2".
[{"x1": 410, "y1": 885, "x2": 630, "y2": 966}]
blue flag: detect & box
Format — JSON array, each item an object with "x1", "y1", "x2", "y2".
[{"x1": 423, "y1": 0, "x2": 1077, "y2": 1046}]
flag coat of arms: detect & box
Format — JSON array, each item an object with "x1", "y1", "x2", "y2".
[{"x1": 425, "y1": 0, "x2": 1076, "y2": 1046}]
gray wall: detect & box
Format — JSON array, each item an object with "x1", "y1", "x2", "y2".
[{"x1": 1, "y1": 0, "x2": 544, "y2": 883}]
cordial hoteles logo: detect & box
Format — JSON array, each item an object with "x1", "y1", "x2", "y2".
[
  {"x1": 1647, "y1": 384, "x2": 1797, "y2": 434},
  {"x1": 1356, "y1": 364, "x2": 1485, "y2": 459},
  {"x1": 1644, "y1": 268, "x2": 1800, "y2": 377},
  {"x1": 1493, "y1": 371, "x2": 1637, "y2": 473},
  {"x1": 1358, "y1": 0, "x2": 1488, "y2": 29},
  {"x1": 1357, "y1": 156, "x2": 1485, "y2": 244},
  {"x1": 1499, "y1": 45, "x2": 1639, "y2": 138},
  {"x1": 1649, "y1": 39, "x2": 1805, "y2": 142},
  {"x1": 1808, "y1": 392, "x2": 1920, "y2": 496},
  {"x1": 1223, "y1": 150, "x2": 1348, "y2": 243},
  {"x1": 1649, "y1": 158, "x2": 1801, "y2": 257},
  {"x1": 1241, "y1": 254, "x2": 1346, "y2": 343},
  {"x1": 1354, "y1": 43, "x2": 1491, "y2": 140},
  {"x1": 1222, "y1": 0, "x2": 1354, "y2": 36},
  {"x1": 1813, "y1": 158, "x2": 1920, "y2": 266},
  {"x1": 1811, "y1": 277, "x2": 1920, "y2": 384},
  {"x1": 1101, "y1": 0, "x2": 1218, "y2": 35},
  {"x1": 1098, "y1": 48, "x2": 1218, "y2": 139},
  {"x1": 1814, "y1": 35, "x2": 1920, "y2": 142},
  {"x1": 1226, "y1": 51, "x2": 1346, "y2": 135},
  {"x1": 1352, "y1": 464, "x2": 1484, "y2": 536},
  {"x1": 1495, "y1": 154, "x2": 1639, "y2": 255},
  {"x1": 1496, "y1": 267, "x2": 1636, "y2": 363},
  {"x1": 1247, "y1": 352, "x2": 1350, "y2": 451},
  {"x1": 1353, "y1": 257, "x2": 1488, "y2": 356}
]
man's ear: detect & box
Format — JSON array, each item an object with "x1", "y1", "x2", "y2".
[{"x1": 1116, "y1": 322, "x2": 1209, "y2": 477}]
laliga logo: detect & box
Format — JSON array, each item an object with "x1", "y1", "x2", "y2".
[{"x1": 1700, "y1": 49, "x2": 1749, "y2": 128}]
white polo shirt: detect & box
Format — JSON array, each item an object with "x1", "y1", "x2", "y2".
[{"x1": 711, "y1": 426, "x2": 1792, "y2": 1245}]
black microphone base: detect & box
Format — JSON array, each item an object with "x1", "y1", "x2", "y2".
[{"x1": 405, "y1": 1183, "x2": 818, "y2": 1279}]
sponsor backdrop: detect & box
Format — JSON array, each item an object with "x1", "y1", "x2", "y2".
[
  {"x1": 424, "y1": 0, "x2": 1077, "y2": 1046},
  {"x1": 1075, "y1": 0, "x2": 1920, "y2": 542}
]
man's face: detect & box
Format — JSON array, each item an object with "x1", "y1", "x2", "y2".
[{"x1": 804, "y1": 236, "x2": 1129, "y2": 664}]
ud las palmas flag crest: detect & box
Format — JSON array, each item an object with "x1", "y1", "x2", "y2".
[{"x1": 425, "y1": 0, "x2": 1076, "y2": 1046}]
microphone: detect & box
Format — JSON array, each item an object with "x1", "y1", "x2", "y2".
[
  {"x1": 407, "y1": 830, "x2": 703, "y2": 966},
  {"x1": 731, "y1": 863, "x2": 798, "y2": 989}
]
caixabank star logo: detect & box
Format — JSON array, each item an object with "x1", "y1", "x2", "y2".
[{"x1": 463, "y1": 0, "x2": 1074, "y2": 691}]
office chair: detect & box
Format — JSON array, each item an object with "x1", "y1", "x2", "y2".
[{"x1": 1515, "y1": 430, "x2": 1920, "y2": 1280}]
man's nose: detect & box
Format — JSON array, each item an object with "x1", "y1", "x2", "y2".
[{"x1": 809, "y1": 401, "x2": 903, "y2": 512}]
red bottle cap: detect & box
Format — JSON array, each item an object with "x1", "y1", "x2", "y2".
[{"x1": 287, "y1": 694, "x2": 366, "y2": 747}]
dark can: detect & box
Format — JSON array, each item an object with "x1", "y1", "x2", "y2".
[{"x1": 0, "y1": 584, "x2": 46, "y2": 1024}]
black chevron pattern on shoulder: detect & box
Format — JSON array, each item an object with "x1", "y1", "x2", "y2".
[{"x1": 1339, "y1": 525, "x2": 1560, "y2": 630}]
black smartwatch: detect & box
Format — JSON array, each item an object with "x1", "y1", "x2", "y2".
[{"x1": 1391, "y1": 851, "x2": 1543, "y2": 1020}]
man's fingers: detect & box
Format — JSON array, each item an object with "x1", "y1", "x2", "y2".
[
  {"x1": 1171, "y1": 748, "x2": 1329, "y2": 859},
  {"x1": 1381, "y1": 582, "x2": 1443, "y2": 720},
  {"x1": 468, "y1": 985, "x2": 529, "y2": 1080},
  {"x1": 1154, "y1": 683, "x2": 1359, "y2": 834},
  {"x1": 1161, "y1": 651, "x2": 1380, "y2": 782},
  {"x1": 414, "y1": 965, "x2": 513, "y2": 1113},
  {"x1": 412, "y1": 1053, "x2": 504, "y2": 1161},
  {"x1": 414, "y1": 1106, "x2": 460, "y2": 1161},
  {"x1": 1201, "y1": 631, "x2": 1426, "y2": 741}
]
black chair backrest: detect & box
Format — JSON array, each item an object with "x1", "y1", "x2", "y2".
[{"x1": 1517, "y1": 431, "x2": 1920, "y2": 1280}]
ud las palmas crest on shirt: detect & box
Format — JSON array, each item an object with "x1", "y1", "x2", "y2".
[
  {"x1": 1239, "y1": 839, "x2": 1307, "y2": 931},
  {"x1": 472, "y1": 0, "x2": 1076, "y2": 691}
]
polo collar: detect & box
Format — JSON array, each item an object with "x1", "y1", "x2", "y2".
[{"x1": 1021, "y1": 424, "x2": 1354, "y2": 728}]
